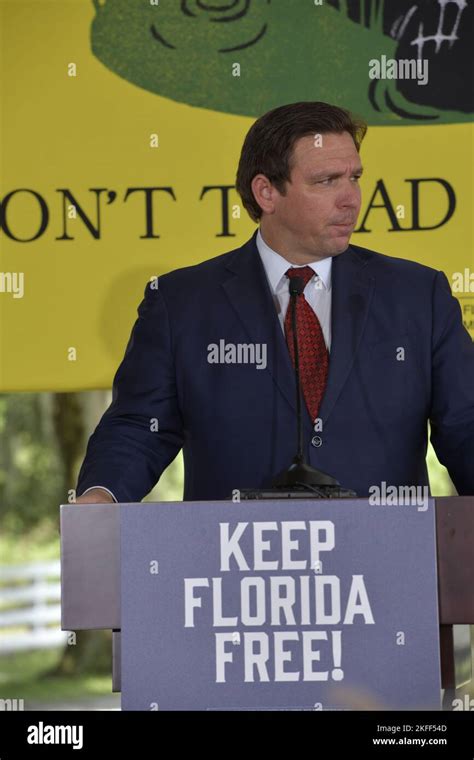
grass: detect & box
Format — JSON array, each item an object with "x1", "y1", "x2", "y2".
[
  {"x1": 0, "y1": 649, "x2": 113, "y2": 704},
  {"x1": 0, "y1": 673, "x2": 113, "y2": 703}
]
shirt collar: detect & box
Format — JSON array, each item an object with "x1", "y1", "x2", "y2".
[{"x1": 256, "y1": 227, "x2": 332, "y2": 294}]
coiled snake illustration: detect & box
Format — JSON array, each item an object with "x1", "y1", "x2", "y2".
[{"x1": 91, "y1": 0, "x2": 472, "y2": 124}]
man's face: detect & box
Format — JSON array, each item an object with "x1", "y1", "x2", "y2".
[{"x1": 257, "y1": 131, "x2": 363, "y2": 261}]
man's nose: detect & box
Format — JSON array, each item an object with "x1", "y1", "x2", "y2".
[{"x1": 337, "y1": 182, "x2": 361, "y2": 209}]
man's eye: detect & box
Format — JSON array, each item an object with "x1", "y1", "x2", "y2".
[
  {"x1": 351, "y1": 175, "x2": 362, "y2": 182},
  {"x1": 318, "y1": 178, "x2": 333, "y2": 185}
]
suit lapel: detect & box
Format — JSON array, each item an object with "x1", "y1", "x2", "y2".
[
  {"x1": 221, "y1": 231, "x2": 375, "y2": 427},
  {"x1": 318, "y1": 245, "x2": 375, "y2": 425},
  {"x1": 222, "y1": 231, "x2": 298, "y2": 414}
]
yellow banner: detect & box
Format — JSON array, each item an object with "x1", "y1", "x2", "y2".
[{"x1": 1, "y1": 0, "x2": 472, "y2": 391}]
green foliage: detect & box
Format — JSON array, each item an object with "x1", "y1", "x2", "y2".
[
  {"x1": 0, "y1": 528, "x2": 59, "y2": 566},
  {"x1": 0, "y1": 393, "x2": 64, "y2": 534},
  {"x1": 145, "y1": 450, "x2": 184, "y2": 503}
]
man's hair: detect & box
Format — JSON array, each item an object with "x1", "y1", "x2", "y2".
[{"x1": 235, "y1": 101, "x2": 367, "y2": 222}]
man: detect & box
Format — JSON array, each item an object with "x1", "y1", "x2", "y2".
[{"x1": 76, "y1": 101, "x2": 474, "y2": 505}]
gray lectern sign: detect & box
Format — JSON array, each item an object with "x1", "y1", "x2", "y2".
[{"x1": 121, "y1": 499, "x2": 441, "y2": 711}]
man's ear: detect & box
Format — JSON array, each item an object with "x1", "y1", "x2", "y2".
[{"x1": 251, "y1": 174, "x2": 275, "y2": 216}]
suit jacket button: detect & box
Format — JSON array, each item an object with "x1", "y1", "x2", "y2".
[{"x1": 311, "y1": 435, "x2": 322, "y2": 448}]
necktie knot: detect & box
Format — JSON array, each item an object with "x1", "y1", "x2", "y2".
[{"x1": 285, "y1": 266, "x2": 316, "y2": 289}]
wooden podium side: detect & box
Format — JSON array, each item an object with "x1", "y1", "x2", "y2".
[{"x1": 436, "y1": 495, "x2": 474, "y2": 689}]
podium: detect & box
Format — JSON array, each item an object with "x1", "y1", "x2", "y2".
[{"x1": 60, "y1": 496, "x2": 473, "y2": 710}]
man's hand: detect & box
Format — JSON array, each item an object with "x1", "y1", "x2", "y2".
[
  {"x1": 75, "y1": 488, "x2": 115, "y2": 504},
  {"x1": 58, "y1": 488, "x2": 115, "y2": 534}
]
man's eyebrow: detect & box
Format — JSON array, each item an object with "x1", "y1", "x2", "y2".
[{"x1": 308, "y1": 166, "x2": 364, "y2": 180}]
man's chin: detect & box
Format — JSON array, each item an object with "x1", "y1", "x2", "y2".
[{"x1": 327, "y1": 233, "x2": 352, "y2": 255}]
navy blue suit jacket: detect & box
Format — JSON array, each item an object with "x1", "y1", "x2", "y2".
[{"x1": 77, "y1": 230, "x2": 474, "y2": 501}]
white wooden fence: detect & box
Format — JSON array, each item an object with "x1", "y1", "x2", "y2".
[{"x1": 0, "y1": 561, "x2": 68, "y2": 654}]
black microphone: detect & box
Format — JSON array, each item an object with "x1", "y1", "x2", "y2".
[
  {"x1": 287, "y1": 276, "x2": 305, "y2": 466},
  {"x1": 270, "y1": 274, "x2": 355, "y2": 496},
  {"x1": 238, "y1": 270, "x2": 358, "y2": 499}
]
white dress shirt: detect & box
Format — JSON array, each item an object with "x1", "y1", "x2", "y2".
[{"x1": 256, "y1": 227, "x2": 332, "y2": 351}]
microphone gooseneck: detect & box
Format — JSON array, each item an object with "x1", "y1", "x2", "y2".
[
  {"x1": 288, "y1": 277, "x2": 305, "y2": 465},
  {"x1": 237, "y1": 265, "x2": 357, "y2": 500}
]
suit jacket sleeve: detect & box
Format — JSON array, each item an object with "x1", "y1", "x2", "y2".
[
  {"x1": 429, "y1": 270, "x2": 474, "y2": 495},
  {"x1": 76, "y1": 281, "x2": 184, "y2": 502}
]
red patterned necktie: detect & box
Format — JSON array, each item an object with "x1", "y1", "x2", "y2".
[{"x1": 284, "y1": 266, "x2": 329, "y2": 423}]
